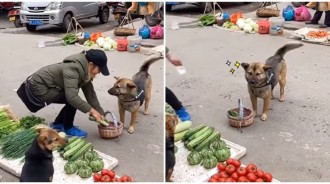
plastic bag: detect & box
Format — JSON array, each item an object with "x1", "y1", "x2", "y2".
[
  {"x1": 230, "y1": 12, "x2": 243, "y2": 24},
  {"x1": 282, "y1": 5, "x2": 295, "y2": 21},
  {"x1": 139, "y1": 25, "x2": 150, "y2": 39},
  {"x1": 294, "y1": 5, "x2": 311, "y2": 21},
  {"x1": 150, "y1": 25, "x2": 164, "y2": 39}
]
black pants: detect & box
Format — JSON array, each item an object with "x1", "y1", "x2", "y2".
[
  {"x1": 311, "y1": 10, "x2": 330, "y2": 25},
  {"x1": 166, "y1": 87, "x2": 182, "y2": 111},
  {"x1": 51, "y1": 95, "x2": 77, "y2": 131}
]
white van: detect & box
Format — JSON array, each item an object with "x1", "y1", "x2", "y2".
[{"x1": 20, "y1": 2, "x2": 109, "y2": 32}]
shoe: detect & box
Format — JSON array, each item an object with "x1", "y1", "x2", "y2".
[
  {"x1": 175, "y1": 107, "x2": 191, "y2": 122},
  {"x1": 49, "y1": 122, "x2": 64, "y2": 131},
  {"x1": 319, "y1": 24, "x2": 329, "y2": 28},
  {"x1": 65, "y1": 126, "x2": 88, "y2": 138},
  {"x1": 305, "y1": 21, "x2": 318, "y2": 25}
]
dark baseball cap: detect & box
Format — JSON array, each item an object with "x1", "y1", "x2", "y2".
[{"x1": 85, "y1": 49, "x2": 110, "y2": 76}]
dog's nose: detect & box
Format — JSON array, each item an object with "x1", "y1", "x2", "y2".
[{"x1": 250, "y1": 80, "x2": 256, "y2": 85}]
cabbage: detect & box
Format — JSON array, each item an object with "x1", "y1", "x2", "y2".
[
  {"x1": 96, "y1": 37, "x2": 105, "y2": 48},
  {"x1": 236, "y1": 18, "x2": 245, "y2": 29},
  {"x1": 244, "y1": 24, "x2": 253, "y2": 33},
  {"x1": 251, "y1": 23, "x2": 259, "y2": 32},
  {"x1": 103, "y1": 42, "x2": 112, "y2": 51},
  {"x1": 111, "y1": 42, "x2": 117, "y2": 49},
  {"x1": 104, "y1": 37, "x2": 112, "y2": 42}
]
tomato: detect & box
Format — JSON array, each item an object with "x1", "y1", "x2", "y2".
[
  {"x1": 262, "y1": 173, "x2": 273, "y2": 182},
  {"x1": 101, "y1": 169, "x2": 109, "y2": 176},
  {"x1": 217, "y1": 162, "x2": 227, "y2": 172},
  {"x1": 219, "y1": 171, "x2": 230, "y2": 178},
  {"x1": 256, "y1": 170, "x2": 264, "y2": 178},
  {"x1": 225, "y1": 178, "x2": 235, "y2": 182},
  {"x1": 230, "y1": 172, "x2": 239, "y2": 181},
  {"x1": 232, "y1": 159, "x2": 241, "y2": 168},
  {"x1": 100, "y1": 175, "x2": 111, "y2": 182},
  {"x1": 226, "y1": 158, "x2": 235, "y2": 165},
  {"x1": 211, "y1": 174, "x2": 220, "y2": 180},
  {"x1": 237, "y1": 167, "x2": 247, "y2": 176},
  {"x1": 246, "y1": 164, "x2": 258, "y2": 174},
  {"x1": 225, "y1": 164, "x2": 236, "y2": 175},
  {"x1": 237, "y1": 176, "x2": 249, "y2": 182},
  {"x1": 208, "y1": 178, "x2": 218, "y2": 182},
  {"x1": 247, "y1": 173, "x2": 257, "y2": 182},
  {"x1": 218, "y1": 178, "x2": 227, "y2": 182},
  {"x1": 93, "y1": 173, "x2": 102, "y2": 182},
  {"x1": 107, "y1": 170, "x2": 116, "y2": 178},
  {"x1": 255, "y1": 178, "x2": 264, "y2": 182}
]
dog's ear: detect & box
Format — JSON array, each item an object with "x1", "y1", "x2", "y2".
[
  {"x1": 263, "y1": 65, "x2": 272, "y2": 71},
  {"x1": 241, "y1": 63, "x2": 250, "y2": 71},
  {"x1": 127, "y1": 83, "x2": 136, "y2": 88},
  {"x1": 114, "y1": 76, "x2": 120, "y2": 80}
]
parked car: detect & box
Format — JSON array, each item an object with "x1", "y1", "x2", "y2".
[
  {"x1": 166, "y1": 2, "x2": 212, "y2": 13},
  {"x1": 20, "y1": 2, "x2": 110, "y2": 32},
  {"x1": 291, "y1": 2, "x2": 308, "y2": 7}
]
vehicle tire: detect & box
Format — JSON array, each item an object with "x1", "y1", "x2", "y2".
[
  {"x1": 291, "y1": 2, "x2": 307, "y2": 7},
  {"x1": 200, "y1": 2, "x2": 212, "y2": 13},
  {"x1": 166, "y1": 4, "x2": 172, "y2": 12},
  {"x1": 14, "y1": 16, "x2": 23, "y2": 28},
  {"x1": 62, "y1": 13, "x2": 73, "y2": 32},
  {"x1": 26, "y1": 24, "x2": 37, "y2": 32},
  {"x1": 99, "y1": 7, "x2": 109, "y2": 24}
]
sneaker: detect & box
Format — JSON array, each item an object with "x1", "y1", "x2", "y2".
[
  {"x1": 65, "y1": 126, "x2": 88, "y2": 138},
  {"x1": 49, "y1": 122, "x2": 64, "y2": 131},
  {"x1": 319, "y1": 24, "x2": 329, "y2": 28},
  {"x1": 175, "y1": 107, "x2": 191, "y2": 122}
]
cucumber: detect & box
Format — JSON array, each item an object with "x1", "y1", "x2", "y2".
[
  {"x1": 174, "y1": 121, "x2": 192, "y2": 134},
  {"x1": 174, "y1": 130, "x2": 189, "y2": 142},
  {"x1": 182, "y1": 124, "x2": 206, "y2": 141},
  {"x1": 188, "y1": 126, "x2": 210, "y2": 142},
  {"x1": 187, "y1": 128, "x2": 214, "y2": 151},
  {"x1": 194, "y1": 131, "x2": 220, "y2": 152},
  {"x1": 64, "y1": 138, "x2": 83, "y2": 152},
  {"x1": 228, "y1": 109, "x2": 239, "y2": 117},
  {"x1": 63, "y1": 140, "x2": 86, "y2": 159}
]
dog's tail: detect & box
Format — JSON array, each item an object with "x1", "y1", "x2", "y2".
[
  {"x1": 274, "y1": 42, "x2": 303, "y2": 59},
  {"x1": 139, "y1": 53, "x2": 163, "y2": 72}
]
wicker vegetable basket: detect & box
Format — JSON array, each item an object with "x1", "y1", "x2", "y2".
[
  {"x1": 98, "y1": 111, "x2": 123, "y2": 139},
  {"x1": 227, "y1": 107, "x2": 255, "y2": 127}
]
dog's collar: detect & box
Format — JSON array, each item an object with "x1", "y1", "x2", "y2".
[
  {"x1": 120, "y1": 89, "x2": 144, "y2": 102},
  {"x1": 253, "y1": 71, "x2": 274, "y2": 88}
]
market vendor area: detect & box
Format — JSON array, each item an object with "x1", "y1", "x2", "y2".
[
  {"x1": 0, "y1": 17, "x2": 164, "y2": 182},
  {"x1": 166, "y1": 11, "x2": 330, "y2": 182}
]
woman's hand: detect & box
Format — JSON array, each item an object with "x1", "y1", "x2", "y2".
[{"x1": 89, "y1": 108, "x2": 103, "y2": 122}]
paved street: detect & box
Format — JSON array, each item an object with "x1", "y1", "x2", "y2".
[
  {"x1": 166, "y1": 3, "x2": 330, "y2": 182},
  {"x1": 0, "y1": 18, "x2": 164, "y2": 182}
]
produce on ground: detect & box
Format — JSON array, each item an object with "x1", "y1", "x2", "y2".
[
  {"x1": 199, "y1": 14, "x2": 216, "y2": 27},
  {"x1": 60, "y1": 137, "x2": 93, "y2": 161},
  {"x1": 19, "y1": 115, "x2": 46, "y2": 129},
  {"x1": 236, "y1": 18, "x2": 258, "y2": 33},
  {"x1": 222, "y1": 21, "x2": 241, "y2": 31},
  {"x1": 165, "y1": 103, "x2": 175, "y2": 115},
  {"x1": 84, "y1": 40, "x2": 95, "y2": 47},
  {"x1": 183, "y1": 125, "x2": 230, "y2": 169},
  {"x1": 208, "y1": 158, "x2": 273, "y2": 182},
  {"x1": 0, "y1": 129, "x2": 37, "y2": 160},
  {"x1": 93, "y1": 169, "x2": 133, "y2": 182},
  {"x1": 90, "y1": 32, "x2": 103, "y2": 42},
  {"x1": 63, "y1": 145, "x2": 105, "y2": 178},
  {"x1": 0, "y1": 108, "x2": 20, "y2": 138},
  {"x1": 306, "y1": 30, "x2": 329, "y2": 38},
  {"x1": 62, "y1": 34, "x2": 78, "y2": 45}
]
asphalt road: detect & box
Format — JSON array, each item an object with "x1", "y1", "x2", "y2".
[{"x1": 166, "y1": 13, "x2": 330, "y2": 182}]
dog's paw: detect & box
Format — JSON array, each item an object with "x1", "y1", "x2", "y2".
[
  {"x1": 128, "y1": 126, "x2": 135, "y2": 134},
  {"x1": 261, "y1": 114, "x2": 268, "y2": 121},
  {"x1": 143, "y1": 110, "x2": 149, "y2": 115},
  {"x1": 279, "y1": 97, "x2": 285, "y2": 102}
]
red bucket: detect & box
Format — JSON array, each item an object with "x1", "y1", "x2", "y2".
[{"x1": 258, "y1": 20, "x2": 270, "y2": 34}]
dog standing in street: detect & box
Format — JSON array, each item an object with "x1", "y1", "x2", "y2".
[
  {"x1": 165, "y1": 113, "x2": 178, "y2": 182},
  {"x1": 108, "y1": 54, "x2": 163, "y2": 134},
  {"x1": 241, "y1": 42, "x2": 303, "y2": 121}
]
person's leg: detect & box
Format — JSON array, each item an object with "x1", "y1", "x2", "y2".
[
  {"x1": 320, "y1": 11, "x2": 330, "y2": 28},
  {"x1": 306, "y1": 11, "x2": 323, "y2": 24},
  {"x1": 166, "y1": 87, "x2": 191, "y2": 121}
]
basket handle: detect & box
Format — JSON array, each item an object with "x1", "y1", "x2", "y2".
[
  {"x1": 104, "y1": 111, "x2": 118, "y2": 128},
  {"x1": 118, "y1": 11, "x2": 135, "y2": 29}
]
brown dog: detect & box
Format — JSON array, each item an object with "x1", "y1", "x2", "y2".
[
  {"x1": 166, "y1": 114, "x2": 178, "y2": 182},
  {"x1": 20, "y1": 128, "x2": 67, "y2": 182},
  {"x1": 241, "y1": 42, "x2": 303, "y2": 121},
  {"x1": 108, "y1": 54, "x2": 163, "y2": 134}
]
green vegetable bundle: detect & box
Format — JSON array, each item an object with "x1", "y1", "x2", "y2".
[
  {"x1": 19, "y1": 115, "x2": 46, "y2": 129},
  {"x1": 0, "y1": 109, "x2": 21, "y2": 138},
  {"x1": 83, "y1": 40, "x2": 95, "y2": 47},
  {"x1": 199, "y1": 14, "x2": 216, "y2": 27},
  {"x1": 0, "y1": 129, "x2": 37, "y2": 160},
  {"x1": 62, "y1": 33, "x2": 78, "y2": 45}
]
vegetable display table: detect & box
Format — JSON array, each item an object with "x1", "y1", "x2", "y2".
[{"x1": 0, "y1": 149, "x2": 118, "y2": 182}]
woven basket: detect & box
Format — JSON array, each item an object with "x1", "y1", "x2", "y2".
[
  {"x1": 256, "y1": 2, "x2": 280, "y2": 18},
  {"x1": 98, "y1": 111, "x2": 123, "y2": 139},
  {"x1": 114, "y1": 12, "x2": 136, "y2": 36},
  {"x1": 227, "y1": 107, "x2": 255, "y2": 127}
]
